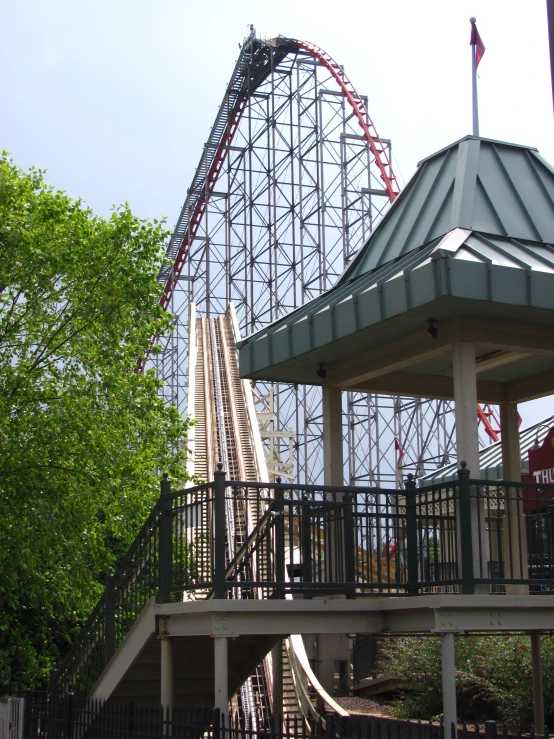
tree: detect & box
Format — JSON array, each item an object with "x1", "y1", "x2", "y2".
[
  {"x1": 377, "y1": 633, "x2": 554, "y2": 727},
  {"x1": 0, "y1": 153, "x2": 190, "y2": 687}
]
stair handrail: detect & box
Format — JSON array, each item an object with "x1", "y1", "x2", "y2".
[
  {"x1": 54, "y1": 480, "x2": 214, "y2": 694},
  {"x1": 53, "y1": 500, "x2": 161, "y2": 694}
]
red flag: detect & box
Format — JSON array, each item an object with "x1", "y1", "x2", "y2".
[
  {"x1": 470, "y1": 19, "x2": 486, "y2": 68},
  {"x1": 394, "y1": 437, "x2": 405, "y2": 459},
  {"x1": 517, "y1": 413, "x2": 522, "y2": 429}
]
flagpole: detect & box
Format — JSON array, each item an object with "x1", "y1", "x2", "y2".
[
  {"x1": 470, "y1": 16, "x2": 479, "y2": 136},
  {"x1": 547, "y1": 0, "x2": 554, "y2": 118}
]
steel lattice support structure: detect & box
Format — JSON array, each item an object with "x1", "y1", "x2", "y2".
[{"x1": 152, "y1": 33, "x2": 471, "y2": 486}]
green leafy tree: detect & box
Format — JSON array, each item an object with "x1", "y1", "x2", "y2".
[
  {"x1": 377, "y1": 633, "x2": 554, "y2": 728},
  {"x1": 0, "y1": 153, "x2": 190, "y2": 687}
]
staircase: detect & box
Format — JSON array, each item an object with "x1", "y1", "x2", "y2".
[
  {"x1": 54, "y1": 305, "x2": 357, "y2": 729},
  {"x1": 90, "y1": 602, "x2": 280, "y2": 710}
]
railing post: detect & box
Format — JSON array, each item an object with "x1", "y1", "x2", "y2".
[
  {"x1": 301, "y1": 495, "x2": 312, "y2": 598},
  {"x1": 63, "y1": 693, "x2": 74, "y2": 739},
  {"x1": 214, "y1": 463, "x2": 227, "y2": 599},
  {"x1": 405, "y1": 474, "x2": 419, "y2": 596},
  {"x1": 325, "y1": 712, "x2": 336, "y2": 739},
  {"x1": 159, "y1": 472, "x2": 173, "y2": 603},
  {"x1": 24, "y1": 689, "x2": 32, "y2": 737},
  {"x1": 104, "y1": 568, "x2": 116, "y2": 665},
  {"x1": 48, "y1": 678, "x2": 59, "y2": 739},
  {"x1": 126, "y1": 701, "x2": 134, "y2": 739},
  {"x1": 485, "y1": 721, "x2": 498, "y2": 739},
  {"x1": 275, "y1": 477, "x2": 286, "y2": 599},
  {"x1": 458, "y1": 462, "x2": 475, "y2": 594},
  {"x1": 343, "y1": 492, "x2": 356, "y2": 599},
  {"x1": 338, "y1": 716, "x2": 350, "y2": 739},
  {"x1": 214, "y1": 708, "x2": 222, "y2": 739},
  {"x1": 49, "y1": 663, "x2": 59, "y2": 700}
]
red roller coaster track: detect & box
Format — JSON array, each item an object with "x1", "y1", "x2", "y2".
[{"x1": 290, "y1": 40, "x2": 399, "y2": 202}]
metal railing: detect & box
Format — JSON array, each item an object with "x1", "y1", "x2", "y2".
[
  {"x1": 53, "y1": 466, "x2": 554, "y2": 695},
  {"x1": 471, "y1": 475, "x2": 554, "y2": 592},
  {"x1": 21, "y1": 693, "x2": 550, "y2": 739}
]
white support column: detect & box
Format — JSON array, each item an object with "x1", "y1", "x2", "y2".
[
  {"x1": 271, "y1": 640, "x2": 283, "y2": 722},
  {"x1": 214, "y1": 636, "x2": 229, "y2": 719},
  {"x1": 531, "y1": 633, "x2": 545, "y2": 734},
  {"x1": 500, "y1": 402, "x2": 529, "y2": 595},
  {"x1": 441, "y1": 632, "x2": 457, "y2": 737},
  {"x1": 452, "y1": 342, "x2": 487, "y2": 590},
  {"x1": 323, "y1": 387, "x2": 343, "y2": 486},
  {"x1": 452, "y1": 342, "x2": 480, "y2": 476},
  {"x1": 322, "y1": 386, "x2": 344, "y2": 592},
  {"x1": 160, "y1": 634, "x2": 173, "y2": 721}
]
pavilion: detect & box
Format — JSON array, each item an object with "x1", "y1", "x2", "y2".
[{"x1": 237, "y1": 134, "x2": 554, "y2": 731}]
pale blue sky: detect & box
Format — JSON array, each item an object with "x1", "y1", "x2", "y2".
[{"x1": 2, "y1": 0, "x2": 553, "y2": 427}]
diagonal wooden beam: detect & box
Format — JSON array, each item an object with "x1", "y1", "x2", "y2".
[{"x1": 475, "y1": 350, "x2": 530, "y2": 373}]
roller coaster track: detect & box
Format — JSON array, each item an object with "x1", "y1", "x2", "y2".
[
  {"x1": 188, "y1": 303, "x2": 284, "y2": 728},
  {"x1": 188, "y1": 303, "x2": 349, "y2": 730}
]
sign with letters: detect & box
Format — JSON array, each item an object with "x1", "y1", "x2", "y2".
[{"x1": 521, "y1": 427, "x2": 554, "y2": 511}]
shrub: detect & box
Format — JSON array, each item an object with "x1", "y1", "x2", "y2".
[{"x1": 377, "y1": 633, "x2": 554, "y2": 728}]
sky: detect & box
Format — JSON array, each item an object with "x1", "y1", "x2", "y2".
[{"x1": 2, "y1": 0, "x2": 553, "y2": 428}]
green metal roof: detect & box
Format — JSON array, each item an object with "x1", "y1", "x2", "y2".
[
  {"x1": 237, "y1": 136, "x2": 554, "y2": 387},
  {"x1": 238, "y1": 227, "x2": 554, "y2": 383},
  {"x1": 341, "y1": 135, "x2": 554, "y2": 282},
  {"x1": 418, "y1": 414, "x2": 554, "y2": 484}
]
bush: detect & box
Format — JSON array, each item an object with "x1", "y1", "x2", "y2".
[{"x1": 377, "y1": 633, "x2": 554, "y2": 728}]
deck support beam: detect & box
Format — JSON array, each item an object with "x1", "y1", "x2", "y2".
[
  {"x1": 271, "y1": 640, "x2": 283, "y2": 721},
  {"x1": 160, "y1": 634, "x2": 173, "y2": 718},
  {"x1": 214, "y1": 636, "x2": 229, "y2": 717},
  {"x1": 531, "y1": 633, "x2": 545, "y2": 734},
  {"x1": 307, "y1": 387, "x2": 350, "y2": 697},
  {"x1": 441, "y1": 632, "x2": 457, "y2": 737}
]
